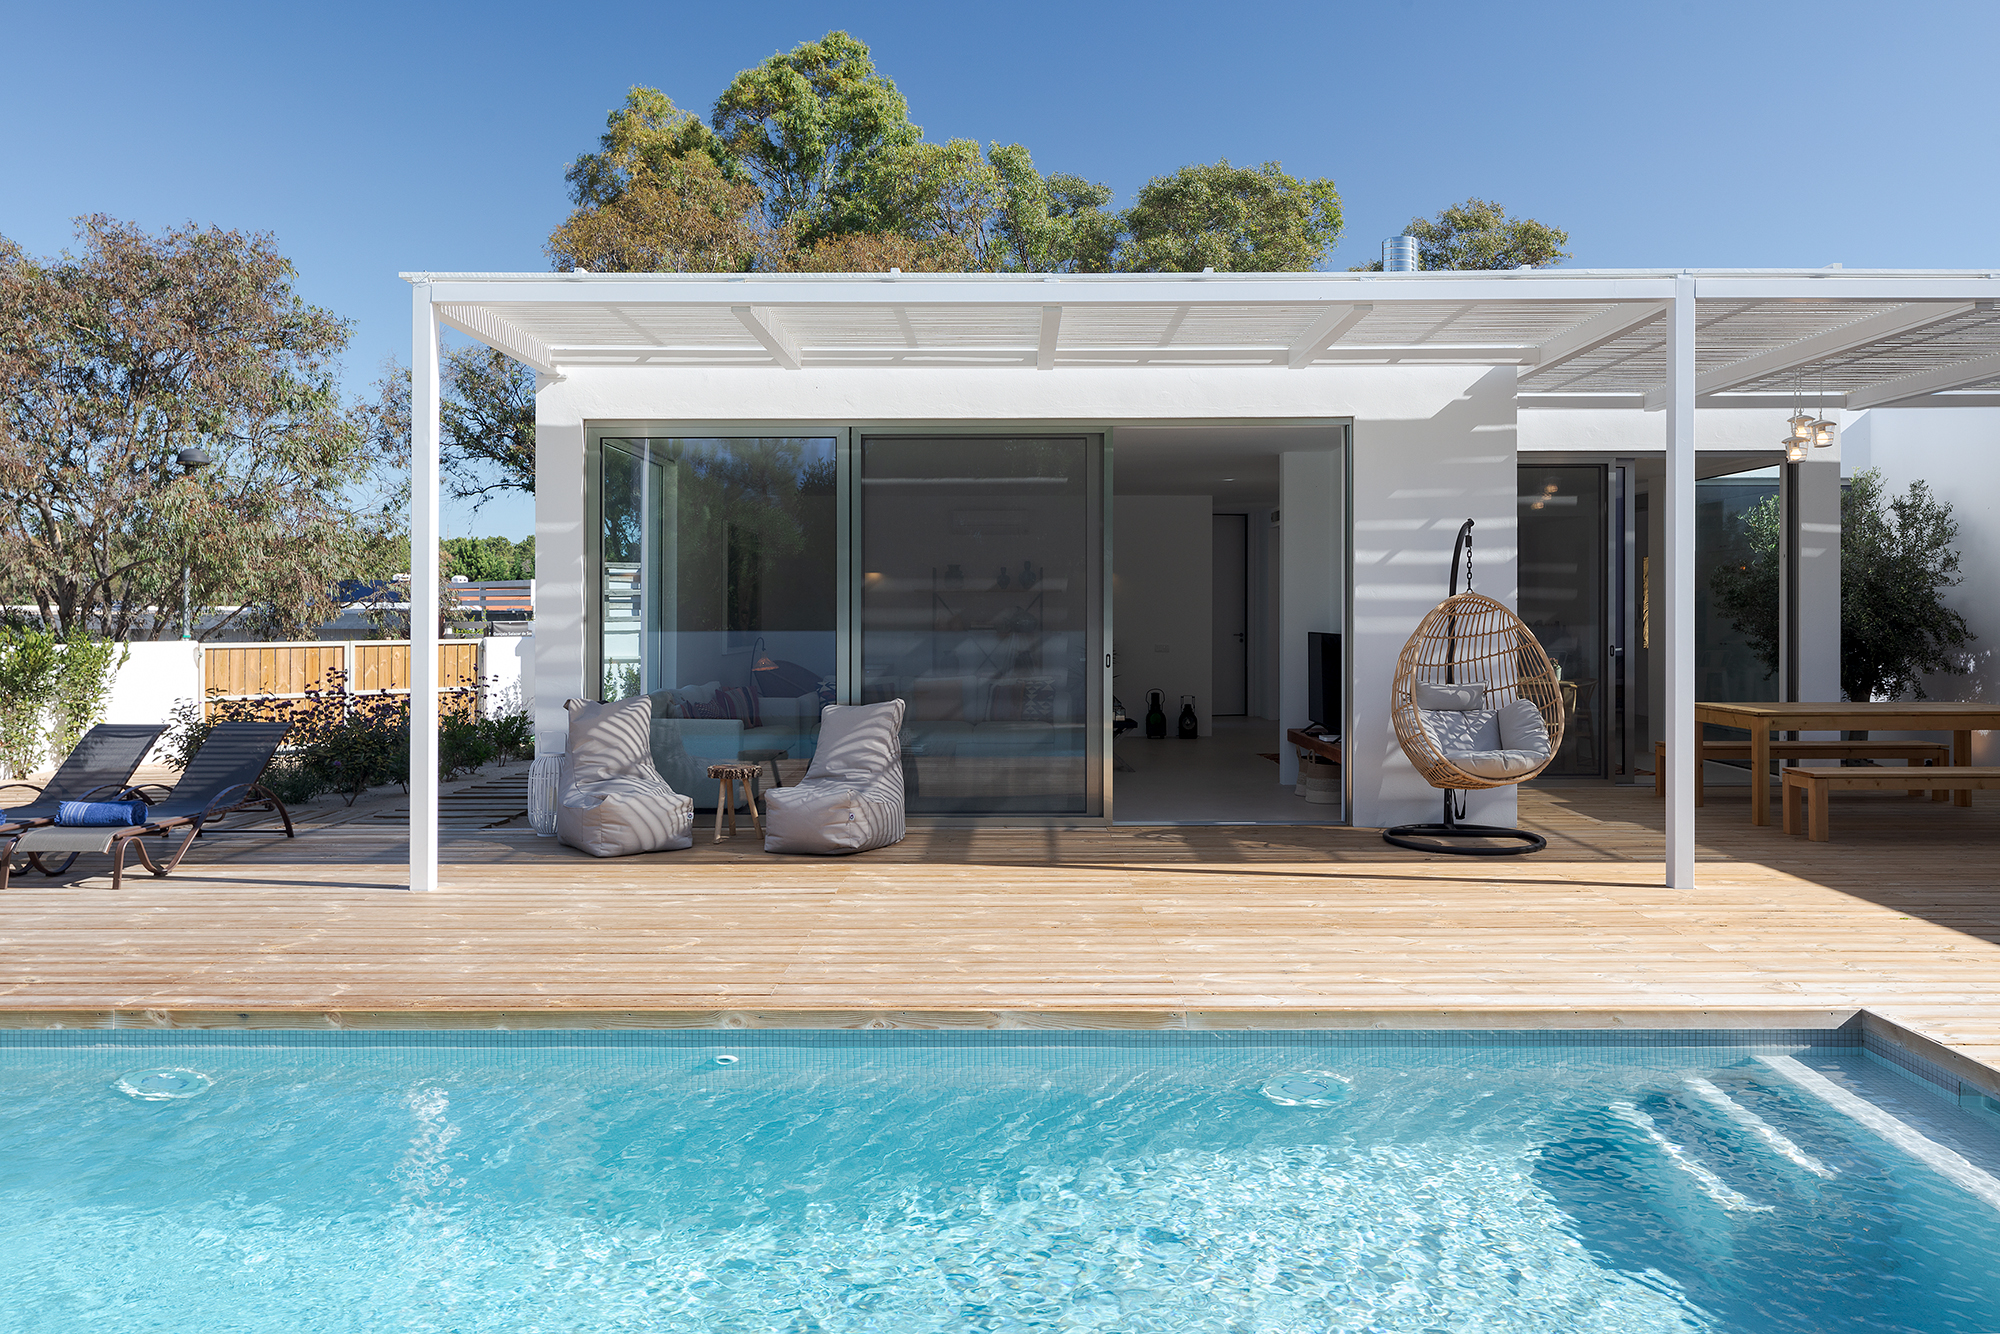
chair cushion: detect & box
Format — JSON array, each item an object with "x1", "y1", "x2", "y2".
[
  {"x1": 564, "y1": 697, "x2": 656, "y2": 783},
  {"x1": 806, "y1": 699, "x2": 906, "y2": 784},
  {"x1": 1420, "y1": 707, "x2": 1500, "y2": 755},
  {"x1": 1440, "y1": 700, "x2": 1554, "y2": 781},
  {"x1": 1446, "y1": 747, "x2": 1552, "y2": 781},
  {"x1": 1414, "y1": 682, "x2": 1488, "y2": 711},
  {"x1": 1496, "y1": 698, "x2": 1551, "y2": 754},
  {"x1": 555, "y1": 763, "x2": 694, "y2": 857}
]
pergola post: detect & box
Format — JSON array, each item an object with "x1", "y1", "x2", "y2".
[
  {"x1": 1663, "y1": 276, "x2": 1697, "y2": 887},
  {"x1": 409, "y1": 284, "x2": 441, "y2": 893}
]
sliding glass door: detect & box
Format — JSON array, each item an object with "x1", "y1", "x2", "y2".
[
  {"x1": 857, "y1": 435, "x2": 1105, "y2": 817},
  {"x1": 596, "y1": 436, "x2": 838, "y2": 798}
]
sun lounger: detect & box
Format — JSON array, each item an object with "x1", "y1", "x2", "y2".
[
  {"x1": 0, "y1": 723, "x2": 166, "y2": 835},
  {"x1": 2, "y1": 720, "x2": 293, "y2": 891}
]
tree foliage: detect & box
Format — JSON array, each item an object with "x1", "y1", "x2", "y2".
[
  {"x1": 1708, "y1": 469, "x2": 1974, "y2": 702},
  {"x1": 443, "y1": 535, "x2": 535, "y2": 581},
  {"x1": 710, "y1": 31, "x2": 921, "y2": 240},
  {"x1": 549, "y1": 32, "x2": 1343, "y2": 278},
  {"x1": 364, "y1": 348, "x2": 536, "y2": 506},
  {"x1": 1117, "y1": 161, "x2": 1343, "y2": 273},
  {"x1": 1354, "y1": 198, "x2": 1569, "y2": 271},
  {"x1": 0, "y1": 217, "x2": 380, "y2": 640}
]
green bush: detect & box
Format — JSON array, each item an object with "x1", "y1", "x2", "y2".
[
  {"x1": 0, "y1": 630, "x2": 128, "y2": 779},
  {"x1": 159, "y1": 672, "x2": 531, "y2": 804}
]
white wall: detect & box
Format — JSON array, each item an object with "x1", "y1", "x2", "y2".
[
  {"x1": 1246, "y1": 505, "x2": 1280, "y2": 719},
  {"x1": 480, "y1": 635, "x2": 533, "y2": 720},
  {"x1": 1113, "y1": 496, "x2": 1213, "y2": 737},
  {"x1": 1844, "y1": 406, "x2": 2000, "y2": 762},
  {"x1": 1350, "y1": 367, "x2": 1521, "y2": 830},
  {"x1": 1278, "y1": 448, "x2": 1343, "y2": 785}
]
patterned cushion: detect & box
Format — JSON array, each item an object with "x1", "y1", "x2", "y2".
[
  {"x1": 989, "y1": 676, "x2": 1058, "y2": 723},
  {"x1": 682, "y1": 684, "x2": 761, "y2": 729},
  {"x1": 1420, "y1": 707, "x2": 1501, "y2": 756}
]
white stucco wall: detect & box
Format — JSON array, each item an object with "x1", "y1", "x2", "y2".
[
  {"x1": 1349, "y1": 367, "x2": 1521, "y2": 830},
  {"x1": 1843, "y1": 406, "x2": 2000, "y2": 761},
  {"x1": 1113, "y1": 496, "x2": 1213, "y2": 738}
]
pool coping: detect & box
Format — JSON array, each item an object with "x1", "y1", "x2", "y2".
[{"x1": 1, "y1": 1006, "x2": 1994, "y2": 1101}]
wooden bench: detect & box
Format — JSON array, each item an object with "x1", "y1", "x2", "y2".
[
  {"x1": 1783, "y1": 766, "x2": 2000, "y2": 840},
  {"x1": 1653, "y1": 740, "x2": 1951, "y2": 805}
]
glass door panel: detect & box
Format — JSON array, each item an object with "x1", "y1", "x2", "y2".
[
  {"x1": 1518, "y1": 465, "x2": 1608, "y2": 777},
  {"x1": 859, "y1": 435, "x2": 1102, "y2": 817},
  {"x1": 597, "y1": 437, "x2": 837, "y2": 800}
]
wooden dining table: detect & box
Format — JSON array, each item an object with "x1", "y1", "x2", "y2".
[{"x1": 1692, "y1": 701, "x2": 2000, "y2": 825}]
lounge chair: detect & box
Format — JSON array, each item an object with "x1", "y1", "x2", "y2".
[
  {"x1": 763, "y1": 699, "x2": 907, "y2": 854},
  {"x1": 2, "y1": 720, "x2": 294, "y2": 891},
  {"x1": 0, "y1": 723, "x2": 166, "y2": 837}
]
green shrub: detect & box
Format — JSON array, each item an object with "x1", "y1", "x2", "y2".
[
  {"x1": 0, "y1": 630, "x2": 127, "y2": 779},
  {"x1": 159, "y1": 674, "x2": 530, "y2": 803}
]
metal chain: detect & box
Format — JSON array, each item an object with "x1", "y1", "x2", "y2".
[{"x1": 1465, "y1": 529, "x2": 1473, "y2": 593}]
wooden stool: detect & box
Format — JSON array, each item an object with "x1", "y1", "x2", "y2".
[{"x1": 706, "y1": 763, "x2": 765, "y2": 842}]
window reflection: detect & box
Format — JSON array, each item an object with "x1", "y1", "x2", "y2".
[
  {"x1": 598, "y1": 438, "x2": 837, "y2": 800},
  {"x1": 860, "y1": 436, "x2": 1098, "y2": 815}
]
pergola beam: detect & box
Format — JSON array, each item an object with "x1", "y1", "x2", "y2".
[
  {"x1": 434, "y1": 303, "x2": 559, "y2": 375},
  {"x1": 1037, "y1": 305, "x2": 1061, "y2": 370},
  {"x1": 1845, "y1": 348, "x2": 2000, "y2": 408},
  {"x1": 1526, "y1": 302, "x2": 1669, "y2": 378},
  {"x1": 1641, "y1": 301, "x2": 1975, "y2": 409},
  {"x1": 1286, "y1": 303, "x2": 1372, "y2": 368},
  {"x1": 730, "y1": 305, "x2": 802, "y2": 369}
]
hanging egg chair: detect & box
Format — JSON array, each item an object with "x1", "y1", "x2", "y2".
[{"x1": 1383, "y1": 519, "x2": 1565, "y2": 855}]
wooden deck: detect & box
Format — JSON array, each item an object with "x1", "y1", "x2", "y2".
[{"x1": 3, "y1": 780, "x2": 1997, "y2": 1081}]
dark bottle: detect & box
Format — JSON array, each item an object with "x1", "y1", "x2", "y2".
[
  {"x1": 1177, "y1": 695, "x2": 1198, "y2": 739},
  {"x1": 1145, "y1": 689, "x2": 1167, "y2": 739}
]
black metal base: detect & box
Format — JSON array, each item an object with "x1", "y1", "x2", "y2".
[
  {"x1": 1382, "y1": 822, "x2": 1546, "y2": 856},
  {"x1": 1382, "y1": 791, "x2": 1547, "y2": 856}
]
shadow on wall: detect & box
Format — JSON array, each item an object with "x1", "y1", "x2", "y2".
[{"x1": 1350, "y1": 366, "x2": 1520, "y2": 829}]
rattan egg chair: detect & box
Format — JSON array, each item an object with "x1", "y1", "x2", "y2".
[{"x1": 1383, "y1": 520, "x2": 1566, "y2": 856}]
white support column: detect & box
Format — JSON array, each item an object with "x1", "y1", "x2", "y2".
[
  {"x1": 1662, "y1": 277, "x2": 1697, "y2": 888},
  {"x1": 409, "y1": 286, "x2": 441, "y2": 893}
]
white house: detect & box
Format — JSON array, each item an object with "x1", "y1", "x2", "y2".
[{"x1": 403, "y1": 268, "x2": 2000, "y2": 892}]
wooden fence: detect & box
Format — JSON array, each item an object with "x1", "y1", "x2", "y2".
[{"x1": 202, "y1": 641, "x2": 482, "y2": 720}]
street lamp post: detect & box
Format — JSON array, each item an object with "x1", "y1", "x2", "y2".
[{"x1": 174, "y1": 447, "x2": 213, "y2": 640}]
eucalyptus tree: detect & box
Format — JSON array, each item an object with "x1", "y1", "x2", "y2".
[
  {"x1": 0, "y1": 217, "x2": 376, "y2": 640},
  {"x1": 1357, "y1": 198, "x2": 1570, "y2": 271}
]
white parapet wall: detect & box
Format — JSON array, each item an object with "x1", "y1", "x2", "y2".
[{"x1": 102, "y1": 641, "x2": 204, "y2": 761}]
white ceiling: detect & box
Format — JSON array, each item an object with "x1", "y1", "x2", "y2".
[{"x1": 1113, "y1": 426, "x2": 1337, "y2": 506}]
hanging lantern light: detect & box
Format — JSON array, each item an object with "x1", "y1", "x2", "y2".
[
  {"x1": 1787, "y1": 413, "x2": 1815, "y2": 443},
  {"x1": 1811, "y1": 418, "x2": 1837, "y2": 448},
  {"x1": 1785, "y1": 434, "x2": 1809, "y2": 462}
]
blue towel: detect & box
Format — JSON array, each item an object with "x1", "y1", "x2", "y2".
[{"x1": 55, "y1": 800, "x2": 149, "y2": 827}]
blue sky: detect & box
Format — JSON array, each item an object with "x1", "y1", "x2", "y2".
[{"x1": 6, "y1": 0, "x2": 1995, "y2": 540}]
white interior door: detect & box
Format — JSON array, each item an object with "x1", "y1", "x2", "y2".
[{"x1": 1211, "y1": 514, "x2": 1248, "y2": 715}]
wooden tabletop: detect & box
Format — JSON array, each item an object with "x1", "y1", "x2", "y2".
[
  {"x1": 1286, "y1": 729, "x2": 1343, "y2": 764},
  {"x1": 1696, "y1": 701, "x2": 2000, "y2": 727}
]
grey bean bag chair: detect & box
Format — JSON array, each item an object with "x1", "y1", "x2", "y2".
[
  {"x1": 763, "y1": 699, "x2": 906, "y2": 855},
  {"x1": 555, "y1": 696, "x2": 694, "y2": 857}
]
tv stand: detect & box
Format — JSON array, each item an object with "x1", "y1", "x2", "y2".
[{"x1": 1287, "y1": 729, "x2": 1343, "y2": 765}]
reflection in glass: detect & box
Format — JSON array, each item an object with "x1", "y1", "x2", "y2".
[
  {"x1": 1518, "y1": 466, "x2": 1607, "y2": 777},
  {"x1": 598, "y1": 438, "x2": 837, "y2": 800},
  {"x1": 860, "y1": 436, "x2": 1099, "y2": 815}
]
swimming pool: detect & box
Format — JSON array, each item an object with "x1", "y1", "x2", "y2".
[{"x1": 3, "y1": 1029, "x2": 1998, "y2": 1332}]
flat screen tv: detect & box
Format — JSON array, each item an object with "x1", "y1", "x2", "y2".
[{"x1": 1307, "y1": 632, "x2": 1342, "y2": 734}]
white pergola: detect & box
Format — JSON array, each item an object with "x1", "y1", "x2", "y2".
[{"x1": 405, "y1": 267, "x2": 2000, "y2": 892}]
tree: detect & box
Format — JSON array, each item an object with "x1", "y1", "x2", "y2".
[
  {"x1": 443, "y1": 535, "x2": 534, "y2": 581},
  {"x1": 989, "y1": 143, "x2": 1120, "y2": 273},
  {"x1": 1117, "y1": 161, "x2": 1342, "y2": 273},
  {"x1": 1355, "y1": 198, "x2": 1569, "y2": 272},
  {"x1": 710, "y1": 31, "x2": 922, "y2": 240},
  {"x1": 366, "y1": 348, "x2": 536, "y2": 505},
  {"x1": 1840, "y1": 471, "x2": 1973, "y2": 701},
  {"x1": 1708, "y1": 469, "x2": 1974, "y2": 701},
  {"x1": 0, "y1": 217, "x2": 377, "y2": 640}
]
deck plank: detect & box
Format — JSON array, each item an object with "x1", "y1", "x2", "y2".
[{"x1": 2, "y1": 783, "x2": 1998, "y2": 1081}]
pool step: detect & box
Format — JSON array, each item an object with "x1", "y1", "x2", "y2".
[
  {"x1": 1609, "y1": 1100, "x2": 1774, "y2": 1212},
  {"x1": 1681, "y1": 1077, "x2": 1838, "y2": 1178}
]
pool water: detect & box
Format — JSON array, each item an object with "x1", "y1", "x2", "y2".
[{"x1": 3, "y1": 1031, "x2": 1998, "y2": 1333}]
